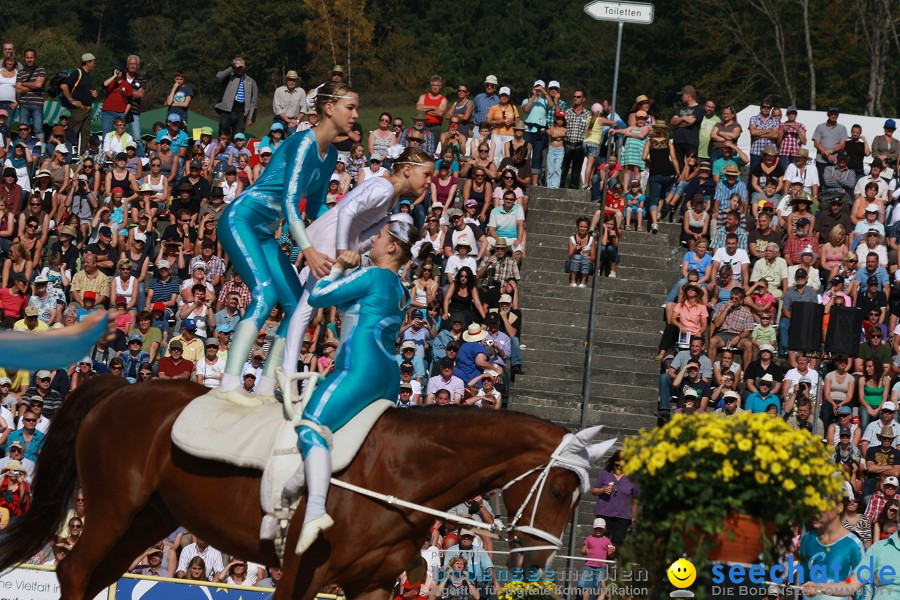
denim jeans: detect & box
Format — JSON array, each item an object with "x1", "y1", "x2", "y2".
[
  {"x1": 19, "y1": 104, "x2": 44, "y2": 139},
  {"x1": 778, "y1": 317, "x2": 791, "y2": 356},
  {"x1": 858, "y1": 405, "x2": 878, "y2": 433},
  {"x1": 129, "y1": 114, "x2": 144, "y2": 156},
  {"x1": 101, "y1": 110, "x2": 126, "y2": 139},
  {"x1": 546, "y1": 146, "x2": 564, "y2": 188},
  {"x1": 600, "y1": 244, "x2": 619, "y2": 265},
  {"x1": 525, "y1": 130, "x2": 547, "y2": 175},
  {"x1": 648, "y1": 174, "x2": 674, "y2": 204},
  {"x1": 510, "y1": 336, "x2": 521, "y2": 367},
  {"x1": 659, "y1": 373, "x2": 674, "y2": 410}
]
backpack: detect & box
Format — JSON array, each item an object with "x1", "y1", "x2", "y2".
[{"x1": 48, "y1": 69, "x2": 82, "y2": 105}]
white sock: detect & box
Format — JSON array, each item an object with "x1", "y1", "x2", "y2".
[
  {"x1": 303, "y1": 446, "x2": 332, "y2": 523},
  {"x1": 255, "y1": 374, "x2": 276, "y2": 396}
]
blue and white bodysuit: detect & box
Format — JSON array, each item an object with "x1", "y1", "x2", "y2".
[
  {"x1": 218, "y1": 129, "x2": 336, "y2": 392},
  {"x1": 296, "y1": 263, "x2": 409, "y2": 527},
  {"x1": 282, "y1": 176, "x2": 396, "y2": 374}
]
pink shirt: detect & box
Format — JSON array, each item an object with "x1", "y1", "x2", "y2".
[
  {"x1": 673, "y1": 302, "x2": 708, "y2": 335},
  {"x1": 583, "y1": 534, "x2": 613, "y2": 568}
]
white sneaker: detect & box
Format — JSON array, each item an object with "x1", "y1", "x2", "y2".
[
  {"x1": 578, "y1": 283, "x2": 586, "y2": 288},
  {"x1": 609, "y1": 272, "x2": 617, "y2": 278},
  {"x1": 295, "y1": 513, "x2": 334, "y2": 555},
  {"x1": 570, "y1": 283, "x2": 578, "y2": 287}
]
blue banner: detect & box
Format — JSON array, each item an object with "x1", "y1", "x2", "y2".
[{"x1": 114, "y1": 576, "x2": 275, "y2": 599}]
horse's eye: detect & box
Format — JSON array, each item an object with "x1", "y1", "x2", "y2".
[{"x1": 548, "y1": 485, "x2": 563, "y2": 501}]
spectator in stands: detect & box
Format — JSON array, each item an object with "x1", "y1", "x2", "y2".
[
  {"x1": 176, "y1": 538, "x2": 224, "y2": 580},
  {"x1": 812, "y1": 107, "x2": 847, "y2": 183},
  {"x1": 857, "y1": 357, "x2": 891, "y2": 431},
  {"x1": 567, "y1": 217, "x2": 595, "y2": 288},
  {"x1": 864, "y1": 440, "x2": 900, "y2": 500},
  {"x1": 709, "y1": 287, "x2": 754, "y2": 366},
  {"x1": 861, "y1": 401, "x2": 900, "y2": 456},
  {"x1": 454, "y1": 324, "x2": 492, "y2": 386},
  {"x1": 5, "y1": 410, "x2": 43, "y2": 461},
  {"x1": 659, "y1": 337, "x2": 711, "y2": 420},
  {"x1": 215, "y1": 58, "x2": 257, "y2": 135},
  {"x1": 822, "y1": 152, "x2": 856, "y2": 195},
  {"x1": 785, "y1": 397, "x2": 824, "y2": 433},
  {"x1": 744, "y1": 374, "x2": 780, "y2": 414},
  {"x1": 672, "y1": 361, "x2": 711, "y2": 410},
  {"x1": 257, "y1": 566, "x2": 282, "y2": 589},
  {"x1": 0, "y1": 442, "x2": 35, "y2": 483},
  {"x1": 778, "y1": 268, "x2": 819, "y2": 356},
  {"x1": 60, "y1": 53, "x2": 97, "y2": 154},
  {"x1": 426, "y1": 358, "x2": 465, "y2": 404},
  {"x1": 822, "y1": 355, "x2": 855, "y2": 432},
  {"x1": 0, "y1": 461, "x2": 31, "y2": 521},
  {"x1": 157, "y1": 340, "x2": 192, "y2": 380},
  {"x1": 129, "y1": 544, "x2": 171, "y2": 577}
]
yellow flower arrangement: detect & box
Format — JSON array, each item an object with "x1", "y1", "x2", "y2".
[
  {"x1": 622, "y1": 412, "x2": 843, "y2": 532},
  {"x1": 497, "y1": 579, "x2": 558, "y2": 600}
]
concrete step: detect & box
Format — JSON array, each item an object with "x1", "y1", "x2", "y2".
[
  {"x1": 513, "y1": 390, "x2": 657, "y2": 417},
  {"x1": 513, "y1": 371, "x2": 658, "y2": 401},
  {"x1": 526, "y1": 313, "x2": 662, "y2": 337},
  {"x1": 527, "y1": 209, "x2": 598, "y2": 226},
  {"x1": 512, "y1": 400, "x2": 655, "y2": 437},
  {"x1": 522, "y1": 360, "x2": 660, "y2": 389},
  {"x1": 522, "y1": 256, "x2": 677, "y2": 283},
  {"x1": 530, "y1": 188, "x2": 593, "y2": 202},
  {"x1": 521, "y1": 301, "x2": 660, "y2": 322},
  {"x1": 519, "y1": 347, "x2": 659, "y2": 373},
  {"x1": 525, "y1": 242, "x2": 681, "y2": 267},
  {"x1": 520, "y1": 281, "x2": 598, "y2": 300},
  {"x1": 594, "y1": 340, "x2": 664, "y2": 360}
]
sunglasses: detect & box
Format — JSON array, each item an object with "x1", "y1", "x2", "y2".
[
  {"x1": 140, "y1": 372, "x2": 152, "y2": 376},
  {"x1": 23, "y1": 418, "x2": 36, "y2": 422}
]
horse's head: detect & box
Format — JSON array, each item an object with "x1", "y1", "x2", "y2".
[{"x1": 501, "y1": 426, "x2": 615, "y2": 574}]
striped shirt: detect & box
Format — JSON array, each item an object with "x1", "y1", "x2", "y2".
[
  {"x1": 235, "y1": 77, "x2": 245, "y2": 103},
  {"x1": 149, "y1": 276, "x2": 182, "y2": 307}
]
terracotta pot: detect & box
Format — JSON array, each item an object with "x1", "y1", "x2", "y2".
[{"x1": 706, "y1": 513, "x2": 773, "y2": 563}]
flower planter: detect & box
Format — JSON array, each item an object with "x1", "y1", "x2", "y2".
[{"x1": 706, "y1": 514, "x2": 773, "y2": 563}]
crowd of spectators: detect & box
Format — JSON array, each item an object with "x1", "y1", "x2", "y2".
[
  {"x1": 0, "y1": 45, "x2": 545, "y2": 593},
  {"x1": 630, "y1": 93, "x2": 900, "y2": 548}
]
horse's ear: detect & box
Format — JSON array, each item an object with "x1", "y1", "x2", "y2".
[
  {"x1": 586, "y1": 438, "x2": 617, "y2": 463},
  {"x1": 571, "y1": 425, "x2": 605, "y2": 450}
]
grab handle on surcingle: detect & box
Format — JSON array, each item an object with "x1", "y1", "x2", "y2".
[{"x1": 277, "y1": 369, "x2": 323, "y2": 426}]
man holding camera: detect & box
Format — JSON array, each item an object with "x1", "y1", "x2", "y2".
[
  {"x1": 215, "y1": 57, "x2": 258, "y2": 135},
  {"x1": 60, "y1": 53, "x2": 98, "y2": 155},
  {"x1": 784, "y1": 396, "x2": 823, "y2": 434},
  {"x1": 100, "y1": 63, "x2": 133, "y2": 139}
]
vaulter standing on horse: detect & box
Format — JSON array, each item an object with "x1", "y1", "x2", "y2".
[{"x1": 215, "y1": 81, "x2": 358, "y2": 399}]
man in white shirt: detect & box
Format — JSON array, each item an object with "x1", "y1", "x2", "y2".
[
  {"x1": 860, "y1": 400, "x2": 900, "y2": 455},
  {"x1": 711, "y1": 234, "x2": 750, "y2": 285}
]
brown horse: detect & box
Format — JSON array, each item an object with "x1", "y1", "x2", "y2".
[{"x1": 0, "y1": 376, "x2": 601, "y2": 600}]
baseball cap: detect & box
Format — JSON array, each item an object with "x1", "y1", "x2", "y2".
[
  {"x1": 885, "y1": 476, "x2": 900, "y2": 487},
  {"x1": 795, "y1": 268, "x2": 808, "y2": 279},
  {"x1": 399, "y1": 361, "x2": 415, "y2": 373},
  {"x1": 499, "y1": 86, "x2": 511, "y2": 96},
  {"x1": 23, "y1": 305, "x2": 39, "y2": 317},
  {"x1": 166, "y1": 113, "x2": 181, "y2": 123},
  {"x1": 0, "y1": 377, "x2": 11, "y2": 386},
  {"x1": 682, "y1": 388, "x2": 698, "y2": 398},
  {"x1": 399, "y1": 382, "x2": 413, "y2": 391},
  {"x1": 128, "y1": 332, "x2": 143, "y2": 343},
  {"x1": 592, "y1": 517, "x2": 606, "y2": 529},
  {"x1": 533, "y1": 80, "x2": 546, "y2": 88},
  {"x1": 181, "y1": 319, "x2": 197, "y2": 331},
  {"x1": 157, "y1": 259, "x2": 171, "y2": 270},
  {"x1": 499, "y1": 294, "x2": 513, "y2": 304},
  {"x1": 867, "y1": 275, "x2": 879, "y2": 285},
  {"x1": 838, "y1": 405, "x2": 853, "y2": 415},
  {"x1": 169, "y1": 340, "x2": 183, "y2": 350},
  {"x1": 548, "y1": 80, "x2": 560, "y2": 89},
  {"x1": 205, "y1": 338, "x2": 219, "y2": 348},
  {"x1": 883, "y1": 401, "x2": 897, "y2": 411},
  {"x1": 81, "y1": 53, "x2": 96, "y2": 62},
  {"x1": 152, "y1": 301, "x2": 166, "y2": 312},
  {"x1": 35, "y1": 369, "x2": 51, "y2": 379},
  {"x1": 401, "y1": 341, "x2": 416, "y2": 351},
  {"x1": 839, "y1": 427, "x2": 852, "y2": 438}
]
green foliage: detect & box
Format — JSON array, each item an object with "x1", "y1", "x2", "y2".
[{"x1": 1, "y1": 0, "x2": 899, "y2": 119}]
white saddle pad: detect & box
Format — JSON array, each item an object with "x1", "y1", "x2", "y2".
[{"x1": 171, "y1": 394, "x2": 394, "y2": 471}]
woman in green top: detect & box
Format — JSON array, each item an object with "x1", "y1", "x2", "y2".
[{"x1": 858, "y1": 357, "x2": 889, "y2": 432}]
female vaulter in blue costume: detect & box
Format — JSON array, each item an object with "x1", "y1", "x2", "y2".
[
  {"x1": 216, "y1": 81, "x2": 359, "y2": 398},
  {"x1": 281, "y1": 146, "x2": 436, "y2": 376},
  {"x1": 294, "y1": 218, "x2": 419, "y2": 554}
]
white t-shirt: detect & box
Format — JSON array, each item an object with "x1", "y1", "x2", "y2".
[
  {"x1": 711, "y1": 248, "x2": 750, "y2": 280},
  {"x1": 783, "y1": 368, "x2": 820, "y2": 398},
  {"x1": 445, "y1": 255, "x2": 478, "y2": 280},
  {"x1": 194, "y1": 357, "x2": 226, "y2": 388}
]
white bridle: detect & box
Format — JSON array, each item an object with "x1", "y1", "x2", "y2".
[
  {"x1": 497, "y1": 431, "x2": 616, "y2": 553},
  {"x1": 281, "y1": 371, "x2": 615, "y2": 554}
]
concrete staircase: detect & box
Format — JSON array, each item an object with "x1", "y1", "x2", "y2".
[{"x1": 511, "y1": 187, "x2": 682, "y2": 546}]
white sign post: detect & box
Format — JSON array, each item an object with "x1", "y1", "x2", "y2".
[
  {"x1": 584, "y1": 0, "x2": 654, "y2": 24},
  {"x1": 570, "y1": 3, "x2": 655, "y2": 598}
]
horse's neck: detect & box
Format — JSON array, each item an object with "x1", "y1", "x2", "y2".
[{"x1": 407, "y1": 412, "x2": 563, "y2": 507}]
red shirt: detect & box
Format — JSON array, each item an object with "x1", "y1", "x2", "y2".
[
  {"x1": 0, "y1": 288, "x2": 26, "y2": 319},
  {"x1": 102, "y1": 79, "x2": 134, "y2": 113},
  {"x1": 157, "y1": 357, "x2": 194, "y2": 379}
]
